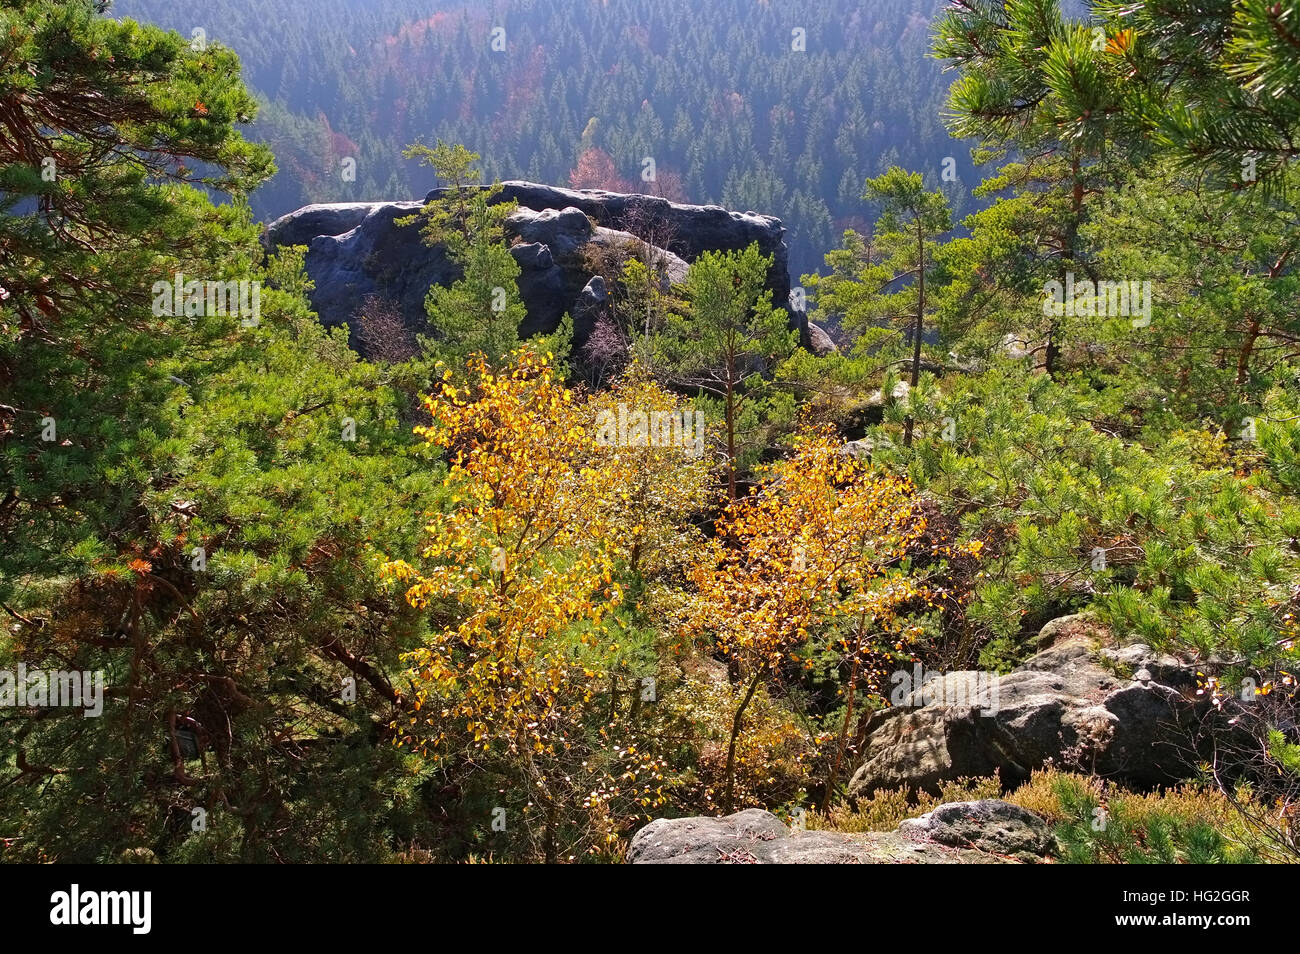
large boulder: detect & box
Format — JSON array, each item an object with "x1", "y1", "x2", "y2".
[
  {"x1": 627, "y1": 800, "x2": 1053, "y2": 864},
  {"x1": 848, "y1": 619, "x2": 1208, "y2": 797},
  {"x1": 260, "y1": 181, "x2": 805, "y2": 353},
  {"x1": 571, "y1": 275, "x2": 609, "y2": 345},
  {"x1": 896, "y1": 800, "x2": 1056, "y2": 862},
  {"x1": 807, "y1": 320, "x2": 838, "y2": 356}
]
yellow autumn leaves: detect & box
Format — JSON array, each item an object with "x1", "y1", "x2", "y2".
[
  {"x1": 383, "y1": 350, "x2": 620, "y2": 759},
  {"x1": 382, "y1": 350, "x2": 716, "y2": 760},
  {"x1": 678, "y1": 426, "x2": 931, "y2": 808},
  {"x1": 683, "y1": 427, "x2": 927, "y2": 668},
  {"x1": 382, "y1": 347, "x2": 958, "y2": 825}
]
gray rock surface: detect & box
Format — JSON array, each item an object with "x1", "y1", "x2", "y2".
[
  {"x1": 896, "y1": 800, "x2": 1055, "y2": 862},
  {"x1": 848, "y1": 621, "x2": 1206, "y2": 797},
  {"x1": 571, "y1": 275, "x2": 609, "y2": 345},
  {"x1": 807, "y1": 321, "x2": 837, "y2": 356},
  {"x1": 627, "y1": 800, "x2": 1053, "y2": 864},
  {"x1": 484, "y1": 181, "x2": 789, "y2": 300}
]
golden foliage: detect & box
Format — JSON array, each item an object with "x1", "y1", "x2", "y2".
[
  {"x1": 383, "y1": 349, "x2": 621, "y2": 759},
  {"x1": 682, "y1": 426, "x2": 927, "y2": 676},
  {"x1": 679, "y1": 425, "x2": 930, "y2": 809},
  {"x1": 382, "y1": 351, "x2": 711, "y2": 859},
  {"x1": 576, "y1": 362, "x2": 714, "y2": 582},
  {"x1": 814, "y1": 775, "x2": 1002, "y2": 833},
  {"x1": 661, "y1": 665, "x2": 814, "y2": 810}
]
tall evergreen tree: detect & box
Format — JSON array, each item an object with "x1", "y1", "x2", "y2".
[
  {"x1": 862, "y1": 169, "x2": 952, "y2": 446},
  {"x1": 652, "y1": 243, "x2": 797, "y2": 500},
  {"x1": 934, "y1": 0, "x2": 1127, "y2": 373},
  {"x1": 401, "y1": 141, "x2": 528, "y2": 367}
]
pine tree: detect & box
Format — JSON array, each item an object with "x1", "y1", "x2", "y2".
[
  {"x1": 862, "y1": 169, "x2": 952, "y2": 446},
  {"x1": 934, "y1": 0, "x2": 1128, "y2": 374},
  {"x1": 0, "y1": 0, "x2": 272, "y2": 326},
  {"x1": 803, "y1": 169, "x2": 950, "y2": 447},
  {"x1": 1093, "y1": 0, "x2": 1300, "y2": 192},
  {"x1": 1, "y1": 2, "x2": 440, "y2": 862},
  {"x1": 400, "y1": 141, "x2": 526, "y2": 366},
  {"x1": 650, "y1": 243, "x2": 797, "y2": 500}
]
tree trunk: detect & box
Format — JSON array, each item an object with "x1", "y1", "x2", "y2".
[
  {"x1": 522, "y1": 742, "x2": 559, "y2": 863},
  {"x1": 1044, "y1": 329, "x2": 1061, "y2": 378},
  {"x1": 1048, "y1": 157, "x2": 1086, "y2": 380},
  {"x1": 723, "y1": 665, "x2": 767, "y2": 813},
  {"x1": 821, "y1": 655, "x2": 860, "y2": 814},
  {"x1": 725, "y1": 357, "x2": 738, "y2": 502},
  {"x1": 903, "y1": 219, "x2": 925, "y2": 447},
  {"x1": 1237, "y1": 254, "x2": 1293, "y2": 393}
]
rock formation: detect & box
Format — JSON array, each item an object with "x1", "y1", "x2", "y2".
[
  {"x1": 261, "y1": 181, "x2": 836, "y2": 356},
  {"x1": 627, "y1": 800, "x2": 1054, "y2": 864},
  {"x1": 847, "y1": 615, "x2": 1212, "y2": 797}
]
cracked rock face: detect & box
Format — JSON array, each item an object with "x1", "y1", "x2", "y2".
[
  {"x1": 848, "y1": 618, "x2": 1208, "y2": 797},
  {"x1": 260, "y1": 181, "x2": 805, "y2": 353},
  {"x1": 627, "y1": 800, "x2": 1054, "y2": 864}
]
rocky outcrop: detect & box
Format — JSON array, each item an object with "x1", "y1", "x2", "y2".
[
  {"x1": 261, "y1": 181, "x2": 804, "y2": 352},
  {"x1": 897, "y1": 800, "x2": 1056, "y2": 863},
  {"x1": 488, "y1": 181, "x2": 784, "y2": 298},
  {"x1": 627, "y1": 800, "x2": 1054, "y2": 864},
  {"x1": 848, "y1": 618, "x2": 1207, "y2": 797},
  {"x1": 262, "y1": 200, "x2": 433, "y2": 337}
]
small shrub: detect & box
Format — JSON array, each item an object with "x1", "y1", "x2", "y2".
[{"x1": 1005, "y1": 768, "x2": 1266, "y2": 863}]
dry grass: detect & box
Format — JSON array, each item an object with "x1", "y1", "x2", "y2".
[
  {"x1": 816, "y1": 768, "x2": 1289, "y2": 861},
  {"x1": 811, "y1": 775, "x2": 1001, "y2": 833}
]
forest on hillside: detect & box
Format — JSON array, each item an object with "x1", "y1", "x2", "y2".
[
  {"x1": 113, "y1": 0, "x2": 970, "y2": 278},
  {"x1": 1, "y1": 0, "x2": 1299, "y2": 871}
]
